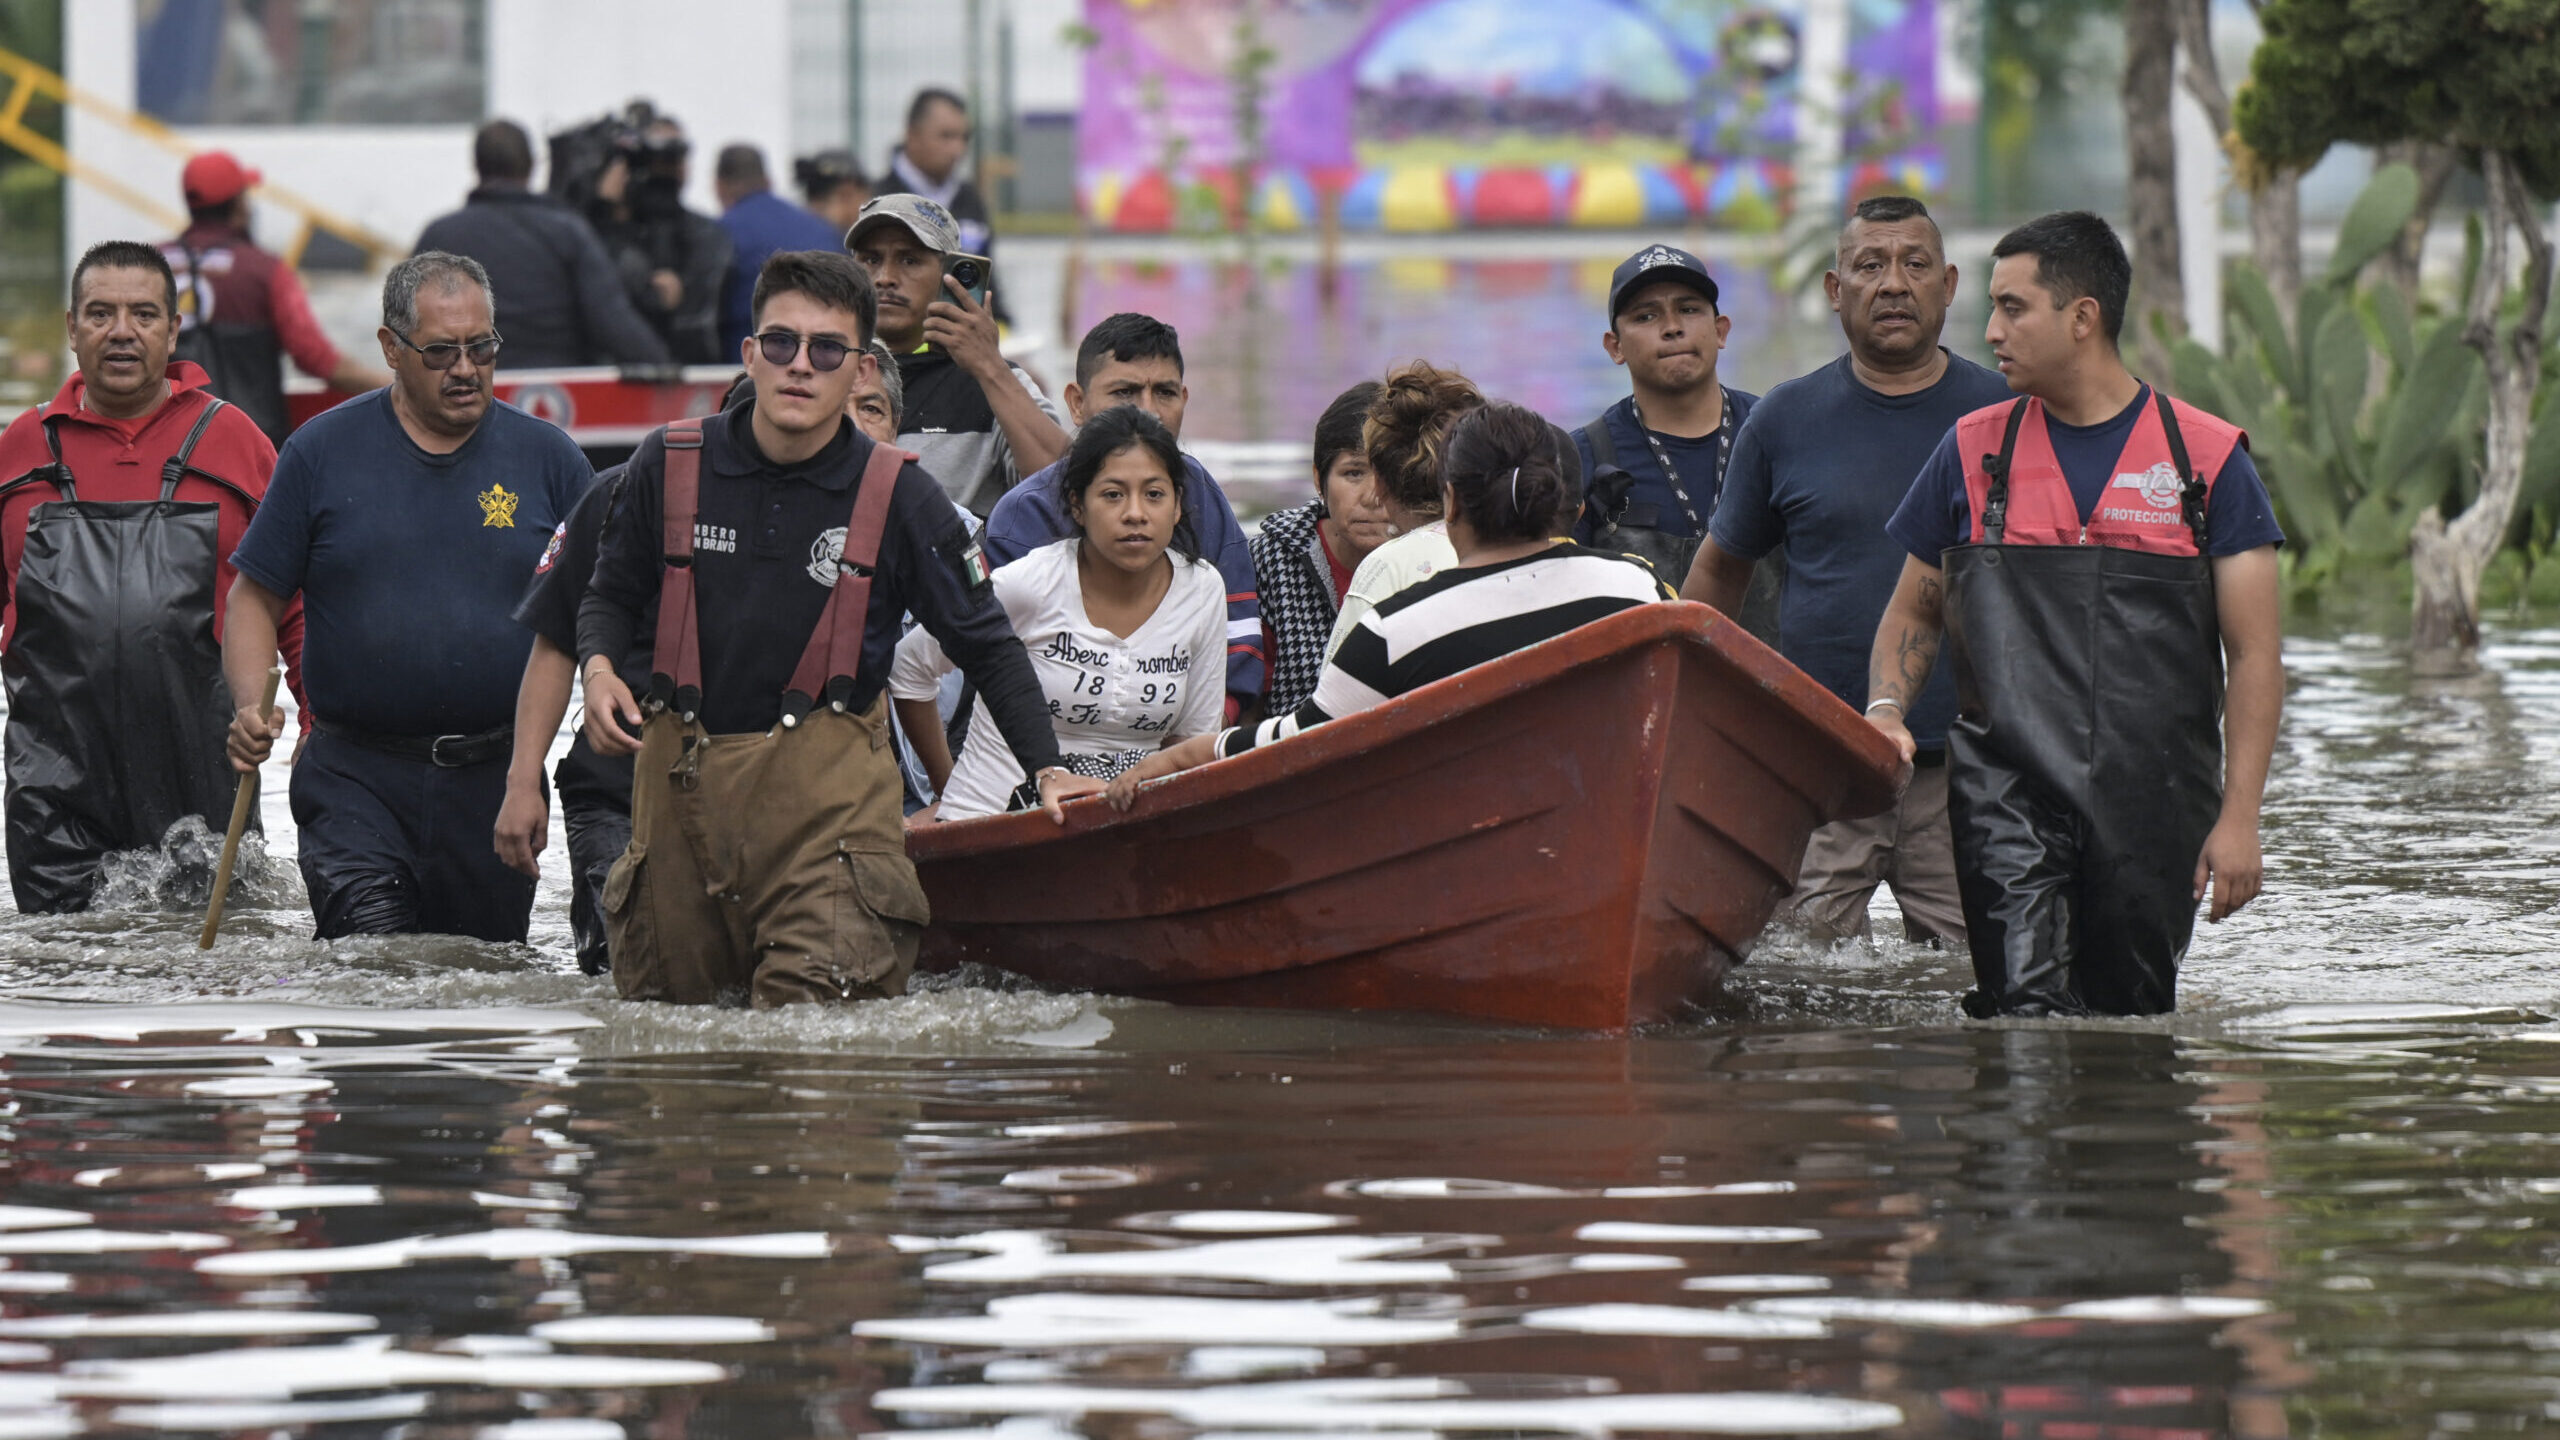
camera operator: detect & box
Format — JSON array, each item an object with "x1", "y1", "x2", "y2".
[{"x1": 562, "y1": 106, "x2": 732, "y2": 365}]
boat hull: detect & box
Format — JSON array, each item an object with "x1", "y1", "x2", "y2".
[{"x1": 905, "y1": 603, "x2": 1901, "y2": 1030}]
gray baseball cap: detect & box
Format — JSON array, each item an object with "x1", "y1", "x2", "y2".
[{"x1": 846, "y1": 193, "x2": 959, "y2": 254}]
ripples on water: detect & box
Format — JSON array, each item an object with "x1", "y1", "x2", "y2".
[{"x1": 0, "y1": 623, "x2": 2551, "y2": 1435}]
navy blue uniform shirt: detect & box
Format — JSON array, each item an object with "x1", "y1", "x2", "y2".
[
  {"x1": 1711, "y1": 352, "x2": 2013, "y2": 750},
  {"x1": 1570, "y1": 388, "x2": 1760, "y2": 545},
  {"x1": 578, "y1": 402, "x2": 1062, "y2": 774},
  {"x1": 981, "y1": 451, "x2": 1264, "y2": 702},
  {"x1": 1888, "y1": 385, "x2": 2285, "y2": 562},
  {"x1": 233, "y1": 390, "x2": 591, "y2": 736}
]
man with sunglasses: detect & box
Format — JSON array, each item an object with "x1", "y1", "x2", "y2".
[
  {"x1": 576, "y1": 250, "x2": 1063, "y2": 1006},
  {"x1": 224, "y1": 251, "x2": 593, "y2": 943}
]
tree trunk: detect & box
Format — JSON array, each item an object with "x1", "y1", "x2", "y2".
[
  {"x1": 2250, "y1": 167, "x2": 2303, "y2": 314},
  {"x1": 2372, "y1": 141, "x2": 2459, "y2": 297},
  {"x1": 2123, "y1": 0, "x2": 2184, "y2": 379},
  {"x1": 2174, "y1": 0, "x2": 2302, "y2": 318},
  {"x1": 2410, "y1": 149, "x2": 2554, "y2": 675}
]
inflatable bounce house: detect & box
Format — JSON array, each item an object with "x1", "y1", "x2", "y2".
[{"x1": 1077, "y1": 0, "x2": 1948, "y2": 234}]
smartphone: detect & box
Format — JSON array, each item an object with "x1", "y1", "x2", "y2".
[{"x1": 943, "y1": 252, "x2": 993, "y2": 308}]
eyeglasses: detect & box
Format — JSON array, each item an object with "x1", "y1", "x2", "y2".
[
  {"x1": 754, "y1": 330, "x2": 854, "y2": 372},
  {"x1": 393, "y1": 330, "x2": 502, "y2": 370}
]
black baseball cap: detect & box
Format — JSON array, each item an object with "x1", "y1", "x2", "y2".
[{"x1": 1608, "y1": 244, "x2": 1719, "y2": 319}]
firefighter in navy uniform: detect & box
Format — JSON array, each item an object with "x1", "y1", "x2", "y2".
[
  {"x1": 1864, "y1": 212, "x2": 2285, "y2": 1017},
  {"x1": 577, "y1": 251, "x2": 1070, "y2": 1006},
  {"x1": 0, "y1": 242, "x2": 303, "y2": 913}
]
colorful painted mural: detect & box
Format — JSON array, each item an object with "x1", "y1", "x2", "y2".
[{"x1": 1077, "y1": 0, "x2": 1946, "y2": 233}]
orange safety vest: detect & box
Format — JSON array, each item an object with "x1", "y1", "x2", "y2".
[{"x1": 1956, "y1": 392, "x2": 2246, "y2": 555}]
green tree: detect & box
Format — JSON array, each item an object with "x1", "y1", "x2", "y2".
[{"x1": 2235, "y1": 0, "x2": 2560, "y2": 673}]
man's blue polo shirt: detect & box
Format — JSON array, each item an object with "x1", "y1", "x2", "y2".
[{"x1": 233, "y1": 391, "x2": 592, "y2": 735}]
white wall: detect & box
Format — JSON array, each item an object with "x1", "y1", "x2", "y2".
[
  {"x1": 63, "y1": 0, "x2": 1079, "y2": 277},
  {"x1": 66, "y1": 0, "x2": 798, "y2": 269}
]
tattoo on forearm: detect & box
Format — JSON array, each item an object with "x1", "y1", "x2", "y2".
[{"x1": 1893, "y1": 626, "x2": 1940, "y2": 700}]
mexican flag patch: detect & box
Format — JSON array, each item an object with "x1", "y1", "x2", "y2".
[{"x1": 961, "y1": 540, "x2": 991, "y2": 587}]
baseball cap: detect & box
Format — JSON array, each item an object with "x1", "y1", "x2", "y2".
[
  {"x1": 846, "y1": 193, "x2": 958, "y2": 254},
  {"x1": 182, "y1": 151, "x2": 261, "y2": 208},
  {"x1": 1607, "y1": 244, "x2": 1719, "y2": 319}
]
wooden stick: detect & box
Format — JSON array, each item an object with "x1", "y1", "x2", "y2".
[{"x1": 198, "y1": 667, "x2": 281, "y2": 950}]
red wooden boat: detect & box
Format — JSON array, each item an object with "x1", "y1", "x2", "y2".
[{"x1": 904, "y1": 603, "x2": 1904, "y2": 1030}]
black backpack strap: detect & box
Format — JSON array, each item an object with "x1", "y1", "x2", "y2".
[
  {"x1": 1577, "y1": 417, "x2": 1617, "y2": 473},
  {"x1": 1578, "y1": 417, "x2": 1633, "y2": 529},
  {"x1": 1979, "y1": 397, "x2": 2031, "y2": 544},
  {"x1": 2152, "y1": 388, "x2": 2208, "y2": 553}
]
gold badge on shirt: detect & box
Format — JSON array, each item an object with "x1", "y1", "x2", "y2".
[{"x1": 478, "y1": 483, "x2": 519, "y2": 528}]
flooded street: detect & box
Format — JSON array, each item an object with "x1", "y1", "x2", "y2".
[{"x1": 0, "y1": 617, "x2": 2551, "y2": 1438}]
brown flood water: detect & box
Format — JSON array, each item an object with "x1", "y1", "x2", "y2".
[{"x1": 0, "y1": 621, "x2": 2548, "y2": 1435}]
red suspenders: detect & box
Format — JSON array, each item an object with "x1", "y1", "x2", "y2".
[{"x1": 649, "y1": 419, "x2": 911, "y2": 726}]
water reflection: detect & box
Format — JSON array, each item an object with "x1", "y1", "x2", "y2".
[
  {"x1": 4, "y1": 1008, "x2": 2555, "y2": 1433},
  {"x1": 0, "y1": 607, "x2": 2557, "y2": 1431}
]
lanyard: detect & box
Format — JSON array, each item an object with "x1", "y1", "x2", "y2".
[{"x1": 1630, "y1": 387, "x2": 1736, "y2": 531}]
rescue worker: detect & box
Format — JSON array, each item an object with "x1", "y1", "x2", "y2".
[
  {"x1": 1864, "y1": 211, "x2": 2285, "y2": 1017},
  {"x1": 1571, "y1": 244, "x2": 1774, "y2": 643},
  {"x1": 224, "y1": 252, "x2": 592, "y2": 942},
  {"x1": 162, "y1": 150, "x2": 388, "y2": 443},
  {"x1": 576, "y1": 251, "x2": 1069, "y2": 1006},
  {"x1": 498, "y1": 349, "x2": 911, "y2": 979},
  {"x1": 0, "y1": 241, "x2": 303, "y2": 913}
]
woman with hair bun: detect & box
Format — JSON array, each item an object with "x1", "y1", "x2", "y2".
[
  {"x1": 1103, "y1": 401, "x2": 1674, "y2": 808},
  {"x1": 1319, "y1": 361, "x2": 1484, "y2": 659}
]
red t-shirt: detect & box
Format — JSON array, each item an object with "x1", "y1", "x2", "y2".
[
  {"x1": 1315, "y1": 520, "x2": 1356, "y2": 602},
  {"x1": 0, "y1": 363, "x2": 307, "y2": 713}
]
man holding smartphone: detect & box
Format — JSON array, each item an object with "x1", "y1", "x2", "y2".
[{"x1": 847, "y1": 195, "x2": 1066, "y2": 517}]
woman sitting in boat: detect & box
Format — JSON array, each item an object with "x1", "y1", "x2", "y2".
[
  {"x1": 1106, "y1": 402, "x2": 1675, "y2": 810},
  {"x1": 1250, "y1": 380, "x2": 1388, "y2": 717},
  {"x1": 892, "y1": 405, "x2": 1226, "y2": 821},
  {"x1": 1319, "y1": 361, "x2": 1485, "y2": 660}
]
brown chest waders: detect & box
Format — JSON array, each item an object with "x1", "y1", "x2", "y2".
[
  {"x1": 1940, "y1": 395, "x2": 2225, "y2": 1017},
  {"x1": 602, "y1": 422, "x2": 931, "y2": 1006}
]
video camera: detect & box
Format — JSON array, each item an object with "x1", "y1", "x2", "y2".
[{"x1": 547, "y1": 99, "x2": 691, "y2": 217}]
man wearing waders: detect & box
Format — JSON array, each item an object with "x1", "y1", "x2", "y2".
[
  {"x1": 1863, "y1": 212, "x2": 2285, "y2": 1016},
  {"x1": 576, "y1": 251, "x2": 1068, "y2": 1006},
  {"x1": 0, "y1": 242, "x2": 303, "y2": 913}
]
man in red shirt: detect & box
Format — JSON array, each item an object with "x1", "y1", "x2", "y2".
[
  {"x1": 0, "y1": 241, "x2": 305, "y2": 912},
  {"x1": 162, "y1": 151, "x2": 386, "y2": 443}
]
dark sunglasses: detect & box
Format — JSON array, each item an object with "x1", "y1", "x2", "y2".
[
  {"x1": 393, "y1": 330, "x2": 502, "y2": 370},
  {"x1": 754, "y1": 330, "x2": 855, "y2": 372}
]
